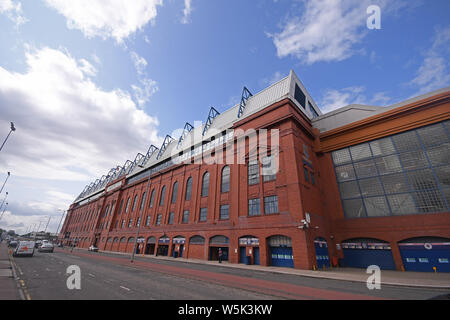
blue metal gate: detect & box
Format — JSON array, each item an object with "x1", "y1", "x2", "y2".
[
  {"x1": 314, "y1": 238, "x2": 330, "y2": 269},
  {"x1": 270, "y1": 246, "x2": 294, "y2": 268},
  {"x1": 399, "y1": 242, "x2": 450, "y2": 273},
  {"x1": 341, "y1": 240, "x2": 395, "y2": 270}
]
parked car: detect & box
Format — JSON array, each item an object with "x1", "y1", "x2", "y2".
[
  {"x1": 34, "y1": 240, "x2": 42, "y2": 248},
  {"x1": 38, "y1": 242, "x2": 54, "y2": 253},
  {"x1": 13, "y1": 241, "x2": 35, "y2": 257},
  {"x1": 88, "y1": 245, "x2": 98, "y2": 252}
]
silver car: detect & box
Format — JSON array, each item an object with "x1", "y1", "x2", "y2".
[{"x1": 38, "y1": 243, "x2": 54, "y2": 253}]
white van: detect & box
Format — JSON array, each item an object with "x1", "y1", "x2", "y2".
[{"x1": 13, "y1": 241, "x2": 35, "y2": 257}]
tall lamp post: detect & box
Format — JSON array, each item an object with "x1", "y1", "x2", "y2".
[
  {"x1": 0, "y1": 192, "x2": 8, "y2": 212},
  {"x1": 0, "y1": 202, "x2": 8, "y2": 221},
  {"x1": 55, "y1": 209, "x2": 66, "y2": 238},
  {"x1": 0, "y1": 122, "x2": 16, "y2": 153},
  {"x1": 130, "y1": 165, "x2": 151, "y2": 263},
  {"x1": 0, "y1": 172, "x2": 10, "y2": 194}
]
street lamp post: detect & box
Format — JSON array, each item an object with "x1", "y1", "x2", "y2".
[
  {"x1": 0, "y1": 202, "x2": 8, "y2": 221},
  {"x1": 55, "y1": 209, "x2": 66, "y2": 237},
  {"x1": 0, "y1": 122, "x2": 16, "y2": 153},
  {"x1": 130, "y1": 166, "x2": 151, "y2": 263},
  {"x1": 0, "y1": 172, "x2": 10, "y2": 194},
  {"x1": 0, "y1": 192, "x2": 8, "y2": 212}
]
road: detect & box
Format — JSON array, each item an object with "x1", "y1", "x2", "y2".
[{"x1": 10, "y1": 248, "x2": 449, "y2": 300}]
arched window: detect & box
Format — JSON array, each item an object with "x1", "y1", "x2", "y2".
[
  {"x1": 132, "y1": 194, "x2": 138, "y2": 211},
  {"x1": 149, "y1": 189, "x2": 156, "y2": 208},
  {"x1": 185, "y1": 177, "x2": 193, "y2": 201},
  {"x1": 159, "y1": 186, "x2": 166, "y2": 206},
  {"x1": 140, "y1": 192, "x2": 146, "y2": 211},
  {"x1": 171, "y1": 182, "x2": 178, "y2": 204},
  {"x1": 201, "y1": 172, "x2": 210, "y2": 197},
  {"x1": 221, "y1": 166, "x2": 230, "y2": 193}
]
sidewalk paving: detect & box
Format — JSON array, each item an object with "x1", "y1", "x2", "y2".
[
  {"x1": 69, "y1": 247, "x2": 450, "y2": 289},
  {"x1": 0, "y1": 242, "x2": 22, "y2": 300}
]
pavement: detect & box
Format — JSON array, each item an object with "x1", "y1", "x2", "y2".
[
  {"x1": 0, "y1": 241, "x2": 22, "y2": 300},
  {"x1": 80, "y1": 247, "x2": 450, "y2": 290}
]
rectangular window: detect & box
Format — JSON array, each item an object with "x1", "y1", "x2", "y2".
[
  {"x1": 294, "y1": 84, "x2": 306, "y2": 108},
  {"x1": 262, "y1": 156, "x2": 276, "y2": 182},
  {"x1": 128, "y1": 219, "x2": 133, "y2": 228},
  {"x1": 121, "y1": 219, "x2": 125, "y2": 228},
  {"x1": 304, "y1": 167, "x2": 309, "y2": 183},
  {"x1": 248, "y1": 198, "x2": 261, "y2": 216},
  {"x1": 199, "y1": 208, "x2": 207, "y2": 222},
  {"x1": 156, "y1": 214, "x2": 162, "y2": 226},
  {"x1": 168, "y1": 212, "x2": 174, "y2": 225},
  {"x1": 309, "y1": 101, "x2": 319, "y2": 119},
  {"x1": 310, "y1": 172, "x2": 316, "y2": 185},
  {"x1": 220, "y1": 204, "x2": 229, "y2": 220},
  {"x1": 264, "y1": 196, "x2": 279, "y2": 214},
  {"x1": 145, "y1": 216, "x2": 151, "y2": 226},
  {"x1": 136, "y1": 217, "x2": 141, "y2": 227},
  {"x1": 248, "y1": 160, "x2": 259, "y2": 185},
  {"x1": 182, "y1": 210, "x2": 189, "y2": 224}
]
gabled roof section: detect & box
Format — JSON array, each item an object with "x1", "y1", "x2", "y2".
[
  {"x1": 156, "y1": 135, "x2": 175, "y2": 160},
  {"x1": 202, "y1": 107, "x2": 220, "y2": 136},
  {"x1": 237, "y1": 87, "x2": 253, "y2": 118}
]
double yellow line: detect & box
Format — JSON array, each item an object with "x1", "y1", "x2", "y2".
[{"x1": 9, "y1": 253, "x2": 31, "y2": 300}]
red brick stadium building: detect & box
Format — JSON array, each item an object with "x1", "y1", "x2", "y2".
[{"x1": 59, "y1": 71, "x2": 450, "y2": 273}]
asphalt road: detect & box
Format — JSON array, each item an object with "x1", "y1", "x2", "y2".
[{"x1": 10, "y1": 248, "x2": 449, "y2": 300}]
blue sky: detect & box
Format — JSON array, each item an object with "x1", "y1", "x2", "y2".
[{"x1": 0, "y1": 0, "x2": 449, "y2": 234}]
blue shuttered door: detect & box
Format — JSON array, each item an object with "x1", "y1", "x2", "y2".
[
  {"x1": 399, "y1": 243, "x2": 450, "y2": 272},
  {"x1": 270, "y1": 246, "x2": 294, "y2": 268},
  {"x1": 314, "y1": 240, "x2": 330, "y2": 269},
  {"x1": 342, "y1": 248, "x2": 395, "y2": 270}
]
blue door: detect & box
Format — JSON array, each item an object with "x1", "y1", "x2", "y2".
[
  {"x1": 253, "y1": 247, "x2": 260, "y2": 265},
  {"x1": 314, "y1": 238, "x2": 330, "y2": 269},
  {"x1": 270, "y1": 246, "x2": 294, "y2": 268},
  {"x1": 239, "y1": 247, "x2": 246, "y2": 264},
  {"x1": 399, "y1": 243, "x2": 450, "y2": 273}
]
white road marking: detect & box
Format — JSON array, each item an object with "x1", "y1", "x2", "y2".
[
  {"x1": 88, "y1": 273, "x2": 96, "y2": 278},
  {"x1": 120, "y1": 286, "x2": 131, "y2": 291}
]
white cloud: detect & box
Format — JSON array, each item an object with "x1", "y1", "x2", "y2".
[
  {"x1": 130, "y1": 51, "x2": 148, "y2": 76},
  {"x1": 78, "y1": 58, "x2": 97, "y2": 77},
  {"x1": 0, "y1": 0, "x2": 27, "y2": 26},
  {"x1": 181, "y1": 0, "x2": 193, "y2": 24},
  {"x1": 129, "y1": 51, "x2": 159, "y2": 107},
  {"x1": 0, "y1": 46, "x2": 162, "y2": 184},
  {"x1": 269, "y1": 0, "x2": 400, "y2": 64},
  {"x1": 320, "y1": 86, "x2": 391, "y2": 113},
  {"x1": 410, "y1": 27, "x2": 450, "y2": 95},
  {"x1": 132, "y1": 78, "x2": 159, "y2": 108},
  {"x1": 44, "y1": 0, "x2": 163, "y2": 42}
]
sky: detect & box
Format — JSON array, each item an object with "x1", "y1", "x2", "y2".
[{"x1": 0, "y1": 0, "x2": 449, "y2": 235}]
